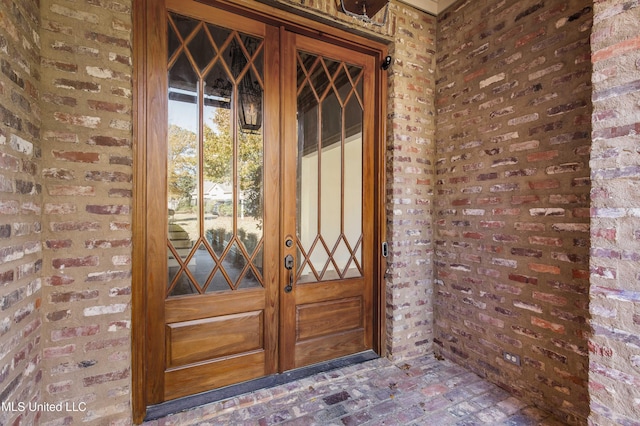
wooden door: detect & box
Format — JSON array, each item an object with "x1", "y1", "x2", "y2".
[
  {"x1": 280, "y1": 32, "x2": 375, "y2": 370},
  {"x1": 140, "y1": 0, "x2": 380, "y2": 410},
  {"x1": 144, "y1": 0, "x2": 280, "y2": 403}
]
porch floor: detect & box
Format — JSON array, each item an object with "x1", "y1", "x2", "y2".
[{"x1": 145, "y1": 355, "x2": 566, "y2": 425}]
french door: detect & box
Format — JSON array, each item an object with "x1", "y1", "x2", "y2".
[
  {"x1": 137, "y1": 0, "x2": 382, "y2": 412},
  {"x1": 280, "y1": 30, "x2": 375, "y2": 371}
]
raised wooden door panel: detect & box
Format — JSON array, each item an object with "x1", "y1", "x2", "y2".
[
  {"x1": 281, "y1": 32, "x2": 376, "y2": 370},
  {"x1": 145, "y1": 0, "x2": 280, "y2": 403},
  {"x1": 164, "y1": 292, "x2": 266, "y2": 389}
]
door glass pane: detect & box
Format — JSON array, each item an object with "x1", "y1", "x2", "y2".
[
  {"x1": 188, "y1": 243, "x2": 216, "y2": 287},
  {"x1": 296, "y1": 51, "x2": 364, "y2": 283},
  {"x1": 308, "y1": 59, "x2": 330, "y2": 100},
  {"x1": 188, "y1": 25, "x2": 215, "y2": 72},
  {"x1": 297, "y1": 81, "x2": 319, "y2": 251},
  {"x1": 167, "y1": 46, "x2": 200, "y2": 296},
  {"x1": 343, "y1": 94, "x2": 363, "y2": 274},
  {"x1": 323, "y1": 58, "x2": 341, "y2": 81},
  {"x1": 166, "y1": 13, "x2": 264, "y2": 297},
  {"x1": 320, "y1": 90, "x2": 342, "y2": 279},
  {"x1": 207, "y1": 23, "x2": 231, "y2": 51},
  {"x1": 252, "y1": 244, "x2": 264, "y2": 279},
  {"x1": 205, "y1": 269, "x2": 229, "y2": 293},
  {"x1": 345, "y1": 240, "x2": 362, "y2": 279},
  {"x1": 172, "y1": 14, "x2": 199, "y2": 41},
  {"x1": 225, "y1": 37, "x2": 246, "y2": 79},
  {"x1": 223, "y1": 241, "x2": 246, "y2": 287},
  {"x1": 169, "y1": 271, "x2": 198, "y2": 297},
  {"x1": 297, "y1": 52, "x2": 317, "y2": 87},
  {"x1": 238, "y1": 268, "x2": 261, "y2": 290},
  {"x1": 203, "y1": 63, "x2": 233, "y2": 261},
  {"x1": 238, "y1": 125, "x2": 263, "y2": 261},
  {"x1": 168, "y1": 24, "x2": 180, "y2": 60}
]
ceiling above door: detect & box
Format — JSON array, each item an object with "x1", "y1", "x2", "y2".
[{"x1": 399, "y1": 0, "x2": 456, "y2": 15}]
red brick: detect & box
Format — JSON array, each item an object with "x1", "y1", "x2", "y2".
[
  {"x1": 44, "y1": 345, "x2": 76, "y2": 359},
  {"x1": 529, "y1": 236, "x2": 563, "y2": 246},
  {"x1": 82, "y1": 368, "x2": 129, "y2": 387},
  {"x1": 527, "y1": 150, "x2": 559, "y2": 162},
  {"x1": 51, "y1": 151, "x2": 100, "y2": 163},
  {"x1": 51, "y1": 325, "x2": 100, "y2": 341},
  {"x1": 45, "y1": 240, "x2": 73, "y2": 250},
  {"x1": 531, "y1": 317, "x2": 565, "y2": 334},
  {"x1": 528, "y1": 263, "x2": 561, "y2": 274},
  {"x1": 592, "y1": 34, "x2": 640, "y2": 62},
  {"x1": 508, "y1": 273, "x2": 538, "y2": 285},
  {"x1": 52, "y1": 256, "x2": 99, "y2": 269}
]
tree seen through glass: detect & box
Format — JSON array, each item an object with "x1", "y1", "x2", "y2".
[{"x1": 166, "y1": 13, "x2": 264, "y2": 297}]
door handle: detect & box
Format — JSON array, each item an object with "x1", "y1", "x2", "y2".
[{"x1": 284, "y1": 254, "x2": 294, "y2": 293}]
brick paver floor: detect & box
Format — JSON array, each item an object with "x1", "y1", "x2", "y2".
[{"x1": 147, "y1": 355, "x2": 567, "y2": 425}]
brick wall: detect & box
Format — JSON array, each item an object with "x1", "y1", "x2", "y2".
[
  {"x1": 0, "y1": 1, "x2": 44, "y2": 425},
  {"x1": 589, "y1": 1, "x2": 640, "y2": 425},
  {"x1": 39, "y1": 0, "x2": 133, "y2": 424},
  {"x1": 384, "y1": 2, "x2": 436, "y2": 360},
  {"x1": 277, "y1": 0, "x2": 437, "y2": 360},
  {"x1": 31, "y1": 0, "x2": 435, "y2": 423},
  {"x1": 18, "y1": 0, "x2": 434, "y2": 423},
  {"x1": 434, "y1": 0, "x2": 592, "y2": 423},
  {"x1": 11, "y1": 0, "x2": 640, "y2": 425}
]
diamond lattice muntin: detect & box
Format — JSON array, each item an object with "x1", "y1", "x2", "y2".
[
  {"x1": 166, "y1": 13, "x2": 264, "y2": 297},
  {"x1": 295, "y1": 50, "x2": 364, "y2": 284}
]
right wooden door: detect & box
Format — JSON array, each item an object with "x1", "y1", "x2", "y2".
[{"x1": 280, "y1": 31, "x2": 376, "y2": 370}]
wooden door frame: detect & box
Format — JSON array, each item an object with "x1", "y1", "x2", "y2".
[{"x1": 132, "y1": 0, "x2": 388, "y2": 422}]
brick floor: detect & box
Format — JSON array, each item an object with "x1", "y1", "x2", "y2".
[{"x1": 145, "y1": 355, "x2": 567, "y2": 425}]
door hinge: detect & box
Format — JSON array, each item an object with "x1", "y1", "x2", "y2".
[{"x1": 381, "y1": 241, "x2": 388, "y2": 258}]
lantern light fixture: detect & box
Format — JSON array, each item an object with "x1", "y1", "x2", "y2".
[
  {"x1": 238, "y1": 74, "x2": 262, "y2": 134},
  {"x1": 340, "y1": 0, "x2": 390, "y2": 26}
]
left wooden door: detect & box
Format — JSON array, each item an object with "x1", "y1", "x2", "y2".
[{"x1": 143, "y1": 0, "x2": 280, "y2": 404}]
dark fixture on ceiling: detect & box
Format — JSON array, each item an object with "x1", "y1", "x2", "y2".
[{"x1": 340, "y1": 0, "x2": 389, "y2": 26}]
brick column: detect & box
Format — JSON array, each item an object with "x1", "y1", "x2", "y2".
[
  {"x1": 385, "y1": 2, "x2": 437, "y2": 360},
  {"x1": 39, "y1": 1, "x2": 133, "y2": 424},
  {"x1": 589, "y1": 1, "x2": 640, "y2": 425},
  {"x1": 0, "y1": 1, "x2": 44, "y2": 425}
]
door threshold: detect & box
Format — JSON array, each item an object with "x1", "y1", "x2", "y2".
[{"x1": 145, "y1": 350, "x2": 379, "y2": 421}]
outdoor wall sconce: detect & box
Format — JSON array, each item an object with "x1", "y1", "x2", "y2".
[
  {"x1": 380, "y1": 55, "x2": 392, "y2": 70},
  {"x1": 340, "y1": 0, "x2": 389, "y2": 25}
]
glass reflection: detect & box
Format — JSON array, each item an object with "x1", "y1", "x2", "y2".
[
  {"x1": 166, "y1": 13, "x2": 265, "y2": 297},
  {"x1": 167, "y1": 47, "x2": 200, "y2": 294},
  {"x1": 203, "y1": 64, "x2": 233, "y2": 262}
]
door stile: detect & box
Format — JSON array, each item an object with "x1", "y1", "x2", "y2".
[
  {"x1": 133, "y1": 0, "x2": 155, "y2": 420},
  {"x1": 144, "y1": 0, "x2": 169, "y2": 405},
  {"x1": 362, "y1": 53, "x2": 376, "y2": 351},
  {"x1": 279, "y1": 28, "x2": 298, "y2": 372},
  {"x1": 263, "y1": 24, "x2": 281, "y2": 376}
]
